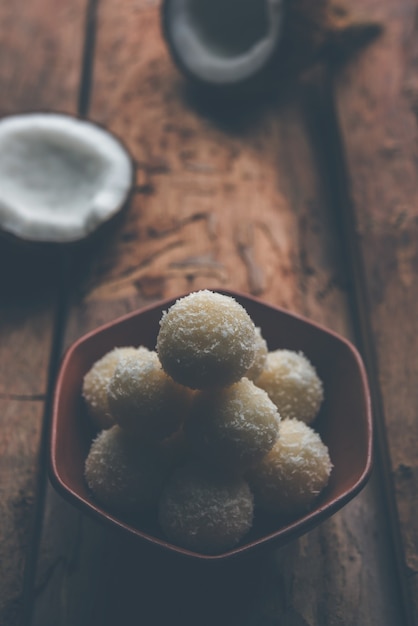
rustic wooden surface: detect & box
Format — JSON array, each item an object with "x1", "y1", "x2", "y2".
[
  {"x1": 0, "y1": 1, "x2": 86, "y2": 624},
  {"x1": 0, "y1": 0, "x2": 417, "y2": 624},
  {"x1": 332, "y1": 1, "x2": 418, "y2": 621}
]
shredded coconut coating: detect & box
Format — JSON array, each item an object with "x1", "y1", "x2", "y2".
[
  {"x1": 247, "y1": 418, "x2": 333, "y2": 517},
  {"x1": 156, "y1": 290, "x2": 256, "y2": 389},
  {"x1": 158, "y1": 463, "x2": 254, "y2": 554},
  {"x1": 186, "y1": 377, "x2": 280, "y2": 472},
  {"x1": 84, "y1": 425, "x2": 174, "y2": 514},
  {"x1": 245, "y1": 327, "x2": 268, "y2": 381},
  {"x1": 107, "y1": 351, "x2": 191, "y2": 442},
  {"x1": 255, "y1": 349, "x2": 324, "y2": 423},
  {"x1": 82, "y1": 346, "x2": 142, "y2": 430}
]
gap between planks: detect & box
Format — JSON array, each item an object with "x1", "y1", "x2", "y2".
[
  {"x1": 19, "y1": 0, "x2": 100, "y2": 608},
  {"x1": 302, "y1": 65, "x2": 415, "y2": 626}
]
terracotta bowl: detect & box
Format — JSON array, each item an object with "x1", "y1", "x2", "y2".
[{"x1": 49, "y1": 290, "x2": 373, "y2": 561}]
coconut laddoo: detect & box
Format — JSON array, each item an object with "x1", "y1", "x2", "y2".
[
  {"x1": 107, "y1": 351, "x2": 190, "y2": 442},
  {"x1": 158, "y1": 463, "x2": 254, "y2": 554},
  {"x1": 84, "y1": 425, "x2": 175, "y2": 514},
  {"x1": 247, "y1": 418, "x2": 332, "y2": 517},
  {"x1": 82, "y1": 346, "x2": 141, "y2": 430},
  {"x1": 156, "y1": 290, "x2": 256, "y2": 389},
  {"x1": 81, "y1": 289, "x2": 332, "y2": 553},
  {"x1": 245, "y1": 326, "x2": 268, "y2": 381},
  {"x1": 186, "y1": 377, "x2": 280, "y2": 473},
  {"x1": 256, "y1": 349, "x2": 324, "y2": 423}
]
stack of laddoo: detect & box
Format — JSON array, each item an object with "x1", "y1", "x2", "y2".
[{"x1": 82, "y1": 290, "x2": 332, "y2": 554}]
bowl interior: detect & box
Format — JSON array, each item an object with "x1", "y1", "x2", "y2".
[{"x1": 50, "y1": 290, "x2": 372, "y2": 560}]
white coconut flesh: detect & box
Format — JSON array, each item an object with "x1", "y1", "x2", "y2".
[
  {"x1": 165, "y1": 0, "x2": 283, "y2": 85},
  {"x1": 0, "y1": 113, "x2": 133, "y2": 243}
]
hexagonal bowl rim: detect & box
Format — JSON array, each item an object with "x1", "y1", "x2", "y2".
[{"x1": 49, "y1": 289, "x2": 373, "y2": 561}]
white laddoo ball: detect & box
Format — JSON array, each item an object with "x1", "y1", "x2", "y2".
[
  {"x1": 82, "y1": 346, "x2": 141, "y2": 429},
  {"x1": 256, "y1": 349, "x2": 324, "y2": 423},
  {"x1": 186, "y1": 377, "x2": 280, "y2": 473},
  {"x1": 156, "y1": 290, "x2": 256, "y2": 389},
  {"x1": 247, "y1": 418, "x2": 332, "y2": 517},
  {"x1": 107, "y1": 351, "x2": 190, "y2": 442},
  {"x1": 84, "y1": 425, "x2": 174, "y2": 514},
  {"x1": 245, "y1": 327, "x2": 268, "y2": 381},
  {"x1": 158, "y1": 463, "x2": 254, "y2": 554}
]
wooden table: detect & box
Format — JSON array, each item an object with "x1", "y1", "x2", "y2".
[{"x1": 1, "y1": 1, "x2": 417, "y2": 624}]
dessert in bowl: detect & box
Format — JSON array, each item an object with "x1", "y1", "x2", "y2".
[{"x1": 49, "y1": 289, "x2": 372, "y2": 561}]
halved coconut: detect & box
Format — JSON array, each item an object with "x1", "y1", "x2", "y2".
[
  {"x1": 0, "y1": 113, "x2": 133, "y2": 244},
  {"x1": 162, "y1": 0, "x2": 284, "y2": 91}
]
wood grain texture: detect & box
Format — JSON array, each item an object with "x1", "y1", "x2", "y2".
[
  {"x1": 30, "y1": 1, "x2": 405, "y2": 625},
  {"x1": 332, "y1": 0, "x2": 418, "y2": 621},
  {"x1": 0, "y1": 0, "x2": 87, "y2": 622},
  {"x1": 0, "y1": 0, "x2": 86, "y2": 116}
]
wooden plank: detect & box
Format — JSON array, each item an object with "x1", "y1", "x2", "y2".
[
  {"x1": 0, "y1": 246, "x2": 58, "y2": 626},
  {"x1": 0, "y1": 1, "x2": 87, "y2": 623},
  {"x1": 31, "y1": 1, "x2": 405, "y2": 625},
  {"x1": 332, "y1": 0, "x2": 418, "y2": 622}
]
